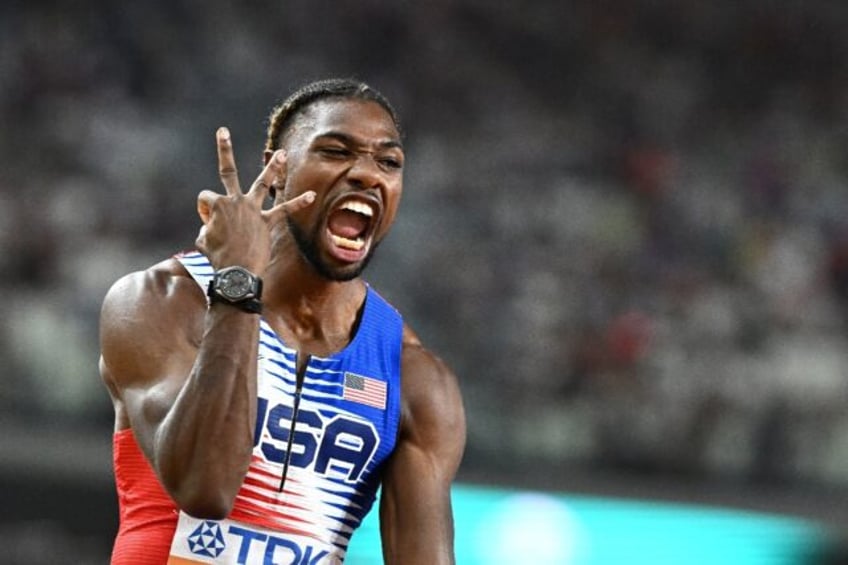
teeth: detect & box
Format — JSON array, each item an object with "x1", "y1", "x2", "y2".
[
  {"x1": 340, "y1": 201, "x2": 374, "y2": 217},
  {"x1": 331, "y1": 234, "x2": 365, "y2": 250}
]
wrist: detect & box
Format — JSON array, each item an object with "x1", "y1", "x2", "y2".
[{"x1": 207, "y1": 266, "x2": 263, "y2": 315}]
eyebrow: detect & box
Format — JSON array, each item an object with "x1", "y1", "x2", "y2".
[{"x1": 315, "y1": 131, "x2": 404, "y2": 151}]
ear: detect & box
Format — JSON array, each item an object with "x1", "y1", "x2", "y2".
[{"x1": 263, "y1": 149, "x2": 282, "y2": 200}]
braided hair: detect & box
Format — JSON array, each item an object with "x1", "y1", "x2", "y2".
[{"x1": 265, "y1": 78, "x2": 402, "y2": 153}]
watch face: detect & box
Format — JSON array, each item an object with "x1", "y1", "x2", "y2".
[{"x1": 219, "y1": 269, "x2": 253, "y2": 300}]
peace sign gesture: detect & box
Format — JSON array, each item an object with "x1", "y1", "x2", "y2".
[{"x1": 195, "y1": 127, "x2": 315, "y2": 273}]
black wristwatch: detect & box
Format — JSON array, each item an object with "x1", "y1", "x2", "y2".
[{"x1": 207, "y1": 266, "x2": 263, "y2": 314}]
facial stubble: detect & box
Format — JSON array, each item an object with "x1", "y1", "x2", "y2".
[{"x1": 286, "y1": 215, "x2": 379, "y2": 282}]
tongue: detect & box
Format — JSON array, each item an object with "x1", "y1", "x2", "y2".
[{"x1": 328, "y1": 210, "x2": 368, "y2": 239}]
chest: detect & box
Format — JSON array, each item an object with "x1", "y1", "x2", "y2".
[{"x1": 250, "y1": 321, "x2": 399, "y2": 486}]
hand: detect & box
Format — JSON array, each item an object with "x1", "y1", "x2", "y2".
[{"x1": 195, "y1": 127, "x2": 315, "y2": 273}]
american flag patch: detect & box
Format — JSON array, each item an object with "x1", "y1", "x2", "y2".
[{"x1": 343, "y1": 372, "x2": 387, "y2": 409}]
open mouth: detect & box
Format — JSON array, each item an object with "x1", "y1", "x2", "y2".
[{"x1": 326, "y1": 199, "x2": 376, "y2": 259}]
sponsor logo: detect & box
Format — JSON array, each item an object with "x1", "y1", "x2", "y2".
[
  {"x1": 230, "y1": 525, "x2": 330, "y2": 565},
  {"x1": 185, "y1": 521, "x2": 334, "y2": 564},
  {"x1": 188, "y1": 520, "x2": 226, "y2": 558}
]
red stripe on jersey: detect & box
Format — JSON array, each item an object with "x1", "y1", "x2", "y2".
[{"x1": 111, "y1": 429, "x2": 179, "y2": 565}]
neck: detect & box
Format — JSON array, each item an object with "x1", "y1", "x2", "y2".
[{"x1": 260, "y1": 237, "x2": 367, "y2": 355}]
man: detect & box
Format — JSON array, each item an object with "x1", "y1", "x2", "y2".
[{"x1": 99, "y1": 78, "x2": 466, "y2": 564}]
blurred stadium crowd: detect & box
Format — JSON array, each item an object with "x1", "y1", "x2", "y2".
[{"x1": 2, "y1": 0, "x2": 848, "y2": 529}]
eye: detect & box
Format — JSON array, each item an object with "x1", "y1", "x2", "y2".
[
  {"x1": 378, "y1": 156, "x2": 403, "y2": 171},
  {"x1": 318, "y1": 146, "x2": 351, "y2": 158}
]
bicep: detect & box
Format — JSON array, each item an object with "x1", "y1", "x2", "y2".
[
  {"x1": 380, "y1": 439, "x2": 458, "y2": 565},
  {"x1": 99, "y1": 268, "x2": 203, "y2": 447},
  {"x1": 380, "y1": 345, "x2": 466, "y2": 564}
]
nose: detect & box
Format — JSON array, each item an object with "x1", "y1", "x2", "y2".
[{"x1": 347, "y1": 154, "x2": 383, "y2": 190}]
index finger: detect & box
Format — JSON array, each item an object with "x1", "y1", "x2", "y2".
[{"x1": 217, "y1": 127, "x2": 242, "y2": 196}]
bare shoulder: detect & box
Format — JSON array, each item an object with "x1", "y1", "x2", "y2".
[
  {"x1": 100, "y1": 257, "x2": 206, "y2": 391},
  {"x1": 399, "y1": 324, "x2": 465, "y2": 457},
  {"x1": 400, "y1": 325, "x2": 458, "y2": 395}
]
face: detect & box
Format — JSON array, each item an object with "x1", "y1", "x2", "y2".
[{"x1": 280, "y1": 98, "x2": 404, "y2": 281}]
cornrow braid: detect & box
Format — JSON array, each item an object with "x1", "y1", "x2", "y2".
[{"x1": 265, "y1": 78, "x2": 402, "y2": 153}]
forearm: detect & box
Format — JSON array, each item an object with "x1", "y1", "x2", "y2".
[{"x1": 155, "y1": 303, "x2": 260, "y2": 517}]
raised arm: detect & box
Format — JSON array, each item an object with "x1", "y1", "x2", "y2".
[
  {"x1": 379, "y1": 327, "x2": 466, "y2": 565},
  {"x1": 99, "y1": 128, "x2": 314, "y2": 518},
  {"x1": 100, "y1": 259, "x2": 262, "y2": 518}
]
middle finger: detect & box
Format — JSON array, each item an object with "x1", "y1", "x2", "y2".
[{"x1": 247, "y1": 149, "x2": 287, "y2": 203}]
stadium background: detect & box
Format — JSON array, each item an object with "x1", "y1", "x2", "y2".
[{"x1": 2, "y1": 0, "x2": 848, "y2": 562}]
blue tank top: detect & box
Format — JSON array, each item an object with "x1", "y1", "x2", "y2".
[{"x1": 170, "y1": 251, "x2": 402, "y2": 564}]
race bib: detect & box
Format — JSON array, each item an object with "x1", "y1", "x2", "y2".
[{"x1": 167, "y1": 512, "x2": 343, "y2": 565}]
